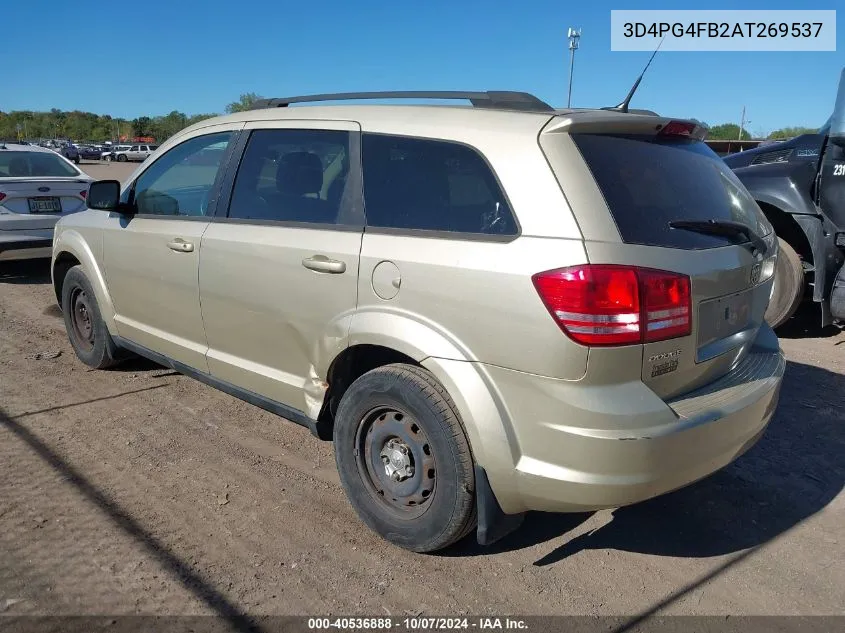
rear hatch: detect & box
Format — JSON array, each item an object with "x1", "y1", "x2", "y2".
[{"x1": 539, "y1": 113, "x2": 777, "y2": 399}]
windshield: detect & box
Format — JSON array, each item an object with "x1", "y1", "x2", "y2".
[
  {"x1": 571, "y1": 133, "x2": 770, "y2": 250},
  {"x1": 0, "y1": 151, "x2": 81, "y2": 178}
]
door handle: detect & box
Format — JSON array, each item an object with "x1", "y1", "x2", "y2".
[
  {"x1": 166, "y1": 239, "x2": 194, "y2": 253},
  {"x1": 302, "y1": 255, "x2": 346, "y2": 274}
]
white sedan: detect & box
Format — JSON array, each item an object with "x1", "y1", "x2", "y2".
[{"x1": 0, "y1": 142, "x2": 93, "y2": 261}]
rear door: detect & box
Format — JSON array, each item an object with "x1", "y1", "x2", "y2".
[
  {"x1": 198, "y1": 120, "x2": 363, "y2": 411},
  {"x1": 541, "y1": 119, "x2": 777, "y2": 399}
]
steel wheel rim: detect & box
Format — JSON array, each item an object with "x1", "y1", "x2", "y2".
[
  {"x1": 354, "y1": 406, "x2": 437, "y2": 519},
  {"x1": 70, "y1": 287, "x2": 95, "y2": 352}
]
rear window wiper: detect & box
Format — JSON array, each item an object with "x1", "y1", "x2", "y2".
[{"x1": 668, "y1": 219, "x2": 767, "y2": 255}]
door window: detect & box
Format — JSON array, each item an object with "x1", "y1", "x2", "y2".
[
  {"x1": 132, "y1": 132, "x2": 233, "y2": 217},
  {"x1": 227, "y1": 129, "x2": 352, "y2": 225}
]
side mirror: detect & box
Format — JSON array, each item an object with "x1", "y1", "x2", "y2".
[{"x1": 87, "y1": 180, "x2": 131, "y2": 214}]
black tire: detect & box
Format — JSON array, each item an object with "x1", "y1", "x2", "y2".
[
  {"x1": 61, "y1": 265, "x2": 122, "y2": 369},
  {"x1": 117, "y1": 154, "x2": 127, "y2": 162},
  {"x1": 765, "y1": 237, "x2": 805, "y2": 329},
  {"x1": 333, "y1": 363, "x2": 476, "y2": 552},
  {"x1": 74, "y1": 155, "x2": 80, "y2": 164}
]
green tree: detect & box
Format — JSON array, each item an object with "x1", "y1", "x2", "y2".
[
  {"x1": 707, "y1": 123, "x2": 748, "y2": 140},
  {"x1": 131, "y1": 116, "x2": 153, "y2": 137},
  {"x1": 225, "y1": 92, "x2": 264, "y2": 114},
  {"x1": 768, "y1": 126, "x2": 818, "y2": 140},
  {"x1": 0, "y1": 107, "x2": 221, "y2": 144}
]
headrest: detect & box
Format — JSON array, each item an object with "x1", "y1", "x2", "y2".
[
  {"x1": 276, "y1": 151, "x2": 323, "y2": 195},
  {"x1": 8, "y1": 157, "x2": 29, "y2": 177}
]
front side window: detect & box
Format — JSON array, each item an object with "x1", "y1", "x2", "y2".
[
  {"x1": 132, "y1": 132, "x2": 233, "y2": 217},
  {"x1": 227, "y1": 128, "x2": 351, "y2": 224},
  {"x1": 361, "y1": 134, "x2": 517, "y2": 236}
]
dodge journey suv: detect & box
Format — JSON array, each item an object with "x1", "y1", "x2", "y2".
[{"x1": 52, "y1": 91, "x2": 785, "y2": 552}]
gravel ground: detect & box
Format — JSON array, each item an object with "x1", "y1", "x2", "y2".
[{"x1": 1, "y1": 252, "x2": 843, "y2": 621}]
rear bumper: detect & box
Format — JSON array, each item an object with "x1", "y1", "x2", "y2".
[
  {"x1": 481, "y1": 325, "x2": 785, "y2": 514},
  {"x1": 0, "y1": 233, "x2": 54, "y2": 261}
]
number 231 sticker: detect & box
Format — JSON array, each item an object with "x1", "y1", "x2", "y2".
[{"x1": 834, "y1": 164, "x2": 845, "y2": 176}]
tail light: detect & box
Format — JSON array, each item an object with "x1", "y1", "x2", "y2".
[
  {"x1": 80, "y1": 190, "x2": 87, "y2": 200},
  {"x1": 659, "y1": 120, "x2": 705, "y2": 140},
  {"x1": 0, "y1": 193, "x2": 5, "y2": 203},
  {"x1": 532, "y1": 265, "x2": 691, "y2": 346}
]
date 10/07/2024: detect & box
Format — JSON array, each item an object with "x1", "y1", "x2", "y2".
[{"x1": 307, "y1": 617, "x2": 529, "y2": 631}]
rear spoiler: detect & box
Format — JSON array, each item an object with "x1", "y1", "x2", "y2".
[{"x1": 542, "y1": 111, "x2": 707, "y2": 140}]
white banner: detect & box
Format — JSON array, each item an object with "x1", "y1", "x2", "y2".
[{"x1": 611, "y1": 10, "x2": 836, "y2": 51}]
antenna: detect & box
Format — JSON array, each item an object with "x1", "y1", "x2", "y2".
[
  {"x1": 566, "y1": 27, "x2": 582, "y2": 108},
  {"x1": 607, "y1": 35, "x2": 665, "y2": 113}
]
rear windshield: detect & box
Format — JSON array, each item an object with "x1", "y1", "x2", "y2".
[
  {"x1": 572, "y1": 134, "x2": 765, "y2": 249},
  {"x1": 0, "y1": 151, "x2": 80, "y2": 178}
]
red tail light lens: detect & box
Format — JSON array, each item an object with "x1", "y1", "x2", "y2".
[
  {"x1": 659, "y1": 120, "x2": 699, "y2": 138},
  {"x1": 532, "y1": 265, "x2": 691, "y2": 346},
  {"x1": 639, "y1": 269, "x2": 692, "y2": 342},
  {"x1": 80, "y1": 190, "x2": 87, "y2": 200},
  {"x1": 0, "y1": 192, "x2": 6, "y2": 203}
]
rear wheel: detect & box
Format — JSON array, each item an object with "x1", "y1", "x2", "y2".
[
  {"x1": 765, "y1": 237, "x2": 804, "y2": 329},
  {"x1": 333, "y1": 364, "x2": 476, "y2": 552},
  {"x1": 61, "y1": 266, "x2": 122, "y2": 369}
]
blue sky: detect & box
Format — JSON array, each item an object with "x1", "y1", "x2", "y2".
[{"x1": 5, "y1": 0, "x2": 842, "y2": 134}]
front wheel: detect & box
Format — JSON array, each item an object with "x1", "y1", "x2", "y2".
[
  {"x1": 117, "y1": 154, "x2": 127, "y2": 162},
  {"x1": 333, "y1": 364, "x2": 477, "y2": 552},
  {"x1": 765, "y1": 237, "x2": 805, "y2": 329},
  {"x1": 61, "y1": 266, "x2": 123, "y2": 369}
]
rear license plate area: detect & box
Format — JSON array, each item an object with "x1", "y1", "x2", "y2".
[
  {"x1": 28, "y1": 197, "x2": 61, "y2": 213},
  {"x1": 697, "y1": 289, "x2": 753, "y2": 349}
]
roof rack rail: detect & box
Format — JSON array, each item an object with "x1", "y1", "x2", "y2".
[{"x1": 249, "y1": 91, "x2": 554, "y2": 113}]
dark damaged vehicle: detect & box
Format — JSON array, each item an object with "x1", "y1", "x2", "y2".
[{"x1": 724, "y1": 68, "x2": 845, "y2": 327}]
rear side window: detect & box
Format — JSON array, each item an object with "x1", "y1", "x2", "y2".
[
  {"x1": 362, "y1": 134, "x2": 517, "y2": 236},
  {"x1": 571, "y1": 134, "x2": 766, "y2": 249}
]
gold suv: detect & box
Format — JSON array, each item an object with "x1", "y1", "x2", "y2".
[{"x1": 52, "y1": 91, "x2": 785, "y2": 552}]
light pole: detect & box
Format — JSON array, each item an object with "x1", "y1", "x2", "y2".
[
  {"x1": 738, "y1": 106, "x2": 751, "y2": 140},
  {"x1": 567, "y1": 27, "x2": 582, "y2": 108}
]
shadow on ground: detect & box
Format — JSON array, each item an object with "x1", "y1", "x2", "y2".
[
  {"x1": 776, "y1": 304, "x2": 842, "y2": 339},
  {"x1": 449, "y1": 359, "x2": 844, "y2": 566},
  {"x1": 0, "y1": 259, "x2": 52, "y2": 285},
  {"x1": 0, "y1": 405, "x2": 259, "y2": 632}
]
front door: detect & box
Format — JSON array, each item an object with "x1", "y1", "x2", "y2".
[
  {"x1": 199, "y1": 120, "x2": 363, "y2": 411},
  {"x1": 102, "y1": 126, "x2": 242, "y2": 371},
  {"x1": 818, "y1": 67, "x2": 845, "y2": 231}
]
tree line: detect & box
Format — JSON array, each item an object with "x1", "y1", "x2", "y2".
[
  {"x1": 0, "y1": 94, "x2": 822, "y2": 144},
  {"x1": 0, "y1": 93, "x2": 263, "y2": 144},
  {"x1": 0, "y1": 108, "x2": 218, "y2": 144}
]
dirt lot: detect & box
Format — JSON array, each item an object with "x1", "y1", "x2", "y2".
[
  {"x1": 1, "y1": 190, "x2": 844, "y2": 621},
  {"x1": 78, "y1": 160, "x2": 138, "y2": 184}
]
